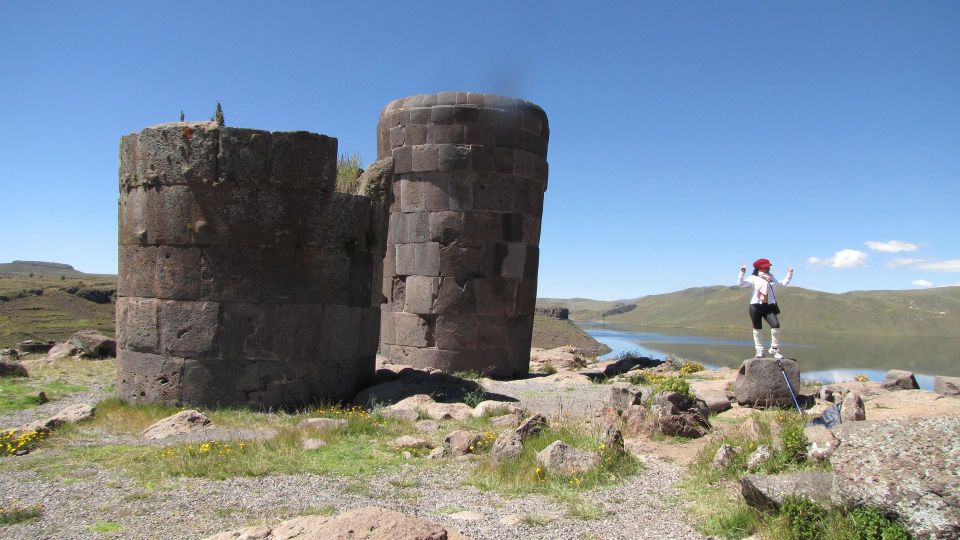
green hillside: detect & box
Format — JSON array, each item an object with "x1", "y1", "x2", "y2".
[{"x1": 541, "y1": 285, "x2": 960, "y2": 338}]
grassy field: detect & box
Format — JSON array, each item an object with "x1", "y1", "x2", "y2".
[
  {"x1": 540, "y1": 285, "x2": 960, "y2": 337},
  {"x1": 0, "y1": 273, "x2": 116, "y2": 346}
]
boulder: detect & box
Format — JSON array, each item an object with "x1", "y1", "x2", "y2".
[
  {"x1": 831, "y1": 417, "x2": 960, "y2": 539},
  {"x1": 22, "y1": 403, "x2": 96, "y2": 433},
  {"x1": 301, "y1": 438, "x2": 326, "y2": 450},
  {"x1": 389, "y1": 394, "x2": 435, "y2": 411},
  {"x1": 389, "y1": 436, "x2": 434, "y2": 450},
  {"x1": 698, "y1": 391, "x2": 732, "y2": 414},
  {"x1": 445, "y1": 430, "x2": 481, "y2": 456},
  {"x1": 46, "y1": 330, "x2": 116, "y2": 361},
  {"x1": 426, "y1": 447, "x2": 446, "y2": 460},
  {"x1": 713, "y1": 444, "x2": 741, "y2": 468},
  {"x1": 741, "y1": 472, "x2": 834, "y2": 510},
  {"x1": 1, "y1": 348, "x2": 20, "y2": 360},
  {"x1": 881, "y1": 369, "x2": 919, "y2": 391},
  {"x1": 425, "y1": 402, "x2": 473, "y2": 421},
  {"x1": 529, "y1": 346, "x2": 587, "y2": 372},
  {"x1": 489, "y1": 413, "x2": 521, "y2": 428},
  {"x1": 734, "y1": 358, "x2": 801, "y2": 408},
  {"x1": 804, "y1": 425, "x2": 838, "y2": 462},
  {"x1": 579, "y1": 355, "x2": 661, "y2": 379},
  {"x1": 142, "y1": 410, "x2": 211, "y2": 439},
  {"x1": 621, "y1": 405, "x2": 647, "y2": 436},
  {"x1": 352, "y1": 369, "x2": 481, "y2": 407},
  {"x1": 933, "y1": 376, "x2": 960, "y2": 397},
  {"x1": 605, "y1": 382, "x2": 644, "y2": 412},
  {"x1": 746, "y1": 444, "x2": 773, "y2": 470},
  {"x1": 515, "y1": 414, "x2": 547, "y2": 440},
  {"x1": 414, "y1": 420, "x2": 440, "y2": 433},
  {"x1": 381, "y1": 408, "x2": 419, "y2": 422},
  {"x1": 0, "y1": 359, "x2": 28, "y2": 378},
  {"x1": 536, "y1": 440, "x2": 600, "y2": 476},
  {"x1": 839, "y1": 391, "x2": 866, "y2": 422},
  {"x1": 204, "y1": 506, "x2": 472, "y2": 540},
  {"x1": 297, "y1": 418, "x2": 347, "y2": 432},
  {"x1": 739, "y1": 417, "x2": 765, "y2": 441},
  {"x1": 651, "y1": 391, "x2": 692, "y2": 417},
  {"x1": 490, "y1": 431, "x2": 524, "y2": 462},
  {"x1": 472, "y1": 400, "x2": 523, "y2": 418},
  {"x1": 656, "y1": 412, "x2": 711, "y2": 438}
]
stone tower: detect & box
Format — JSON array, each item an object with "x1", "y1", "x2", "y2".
[
  {"x1": 376, "y1": 92, "x2": 549, "y2": 378},
  {"x1": 116, "y1": 122, "x2": 382, "y2": 408}
]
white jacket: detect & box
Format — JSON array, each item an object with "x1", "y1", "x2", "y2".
[{"x1": 737, "y1": 269, "x2": 793, "y2": 304}]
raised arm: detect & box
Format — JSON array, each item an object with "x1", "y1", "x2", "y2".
[
  {"x1": 737, "y1": 264, "x2": 751, "y2": 287},
  {"x1": 779, "y1": 267, "x2": 794, "y2": 286}
]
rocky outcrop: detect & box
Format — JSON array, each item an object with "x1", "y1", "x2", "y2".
[
  {"x1": 933, "y1": 376, "x2": 960, "y2": 397},
  {"x1": 205, "y1": 506, "x2": 471, "y2": 540},
  {"x1": 14, "y1": 340, "x2": 55, "y2": 354},
  {"x1": 47, "y1": 329, "x2": 116, "y2": 361},
  {"x1": 741, "y1": 472, "x2": 834, "y2": 510},
  {"x1": 534, "y1": 307, "x2": 569, "y2": 320},
  {"x1": 20, "y1": 403, "x2": 96, "y2": 434},
  {"x1": 881, "y1": 369, "x2": 919, "y2": 391},
  {"x1": 529, "y1": 346, "x2": 588, "y2": 372},
  {"x1": 746, "y1": 444, "x2": 773, "y2": 470},
  {"x1": 141, "y1": 410, "x2": 212, "y2": 440},
  {"x1": 62, "y1": 286, "x2": 116, "y2": 304},
  {"x1": 445, "y1": 430, "x2": 482, "y2": 457},
  {"x1": 734, "y1": 357, "x2": 800, "y2": 408},
  {"x1": 831, "y1": 417, "x2": 960, "y2": 539},
  {"x1": 605, "y1": 382, "x2": 644, "y2": 412},
  {"x1": 650, "y1": 391, "x2": 710, "y2": 438}
]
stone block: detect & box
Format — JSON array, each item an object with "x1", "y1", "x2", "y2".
[
  {"x1": 435, "y1": 314, "x2": 478, "y2": 350},
  {"x1": 474, "y1": 278, "x2": 518, "y2": 315},
  {"x1": 403, "y1": 212, "x2": 431, "y2": 243},
  {"x1": 148, "y1": 185, "x2": 195, "y2": 245},
  {"x1": 405, "y1": 124, "x2": 427, "y2": 146},
  {"x1": 273, "y1": 304, "x2": 324, "y2": 362},
  {"x1": 216, "y1": 127, "x2": 272, "y2": 186},
  {"x1": 501, "y1": 213, "x2": 524, "y2": 243},
  {"x1": 430, "y1": 105, "x2": 455, "y2": 124},
  {"x1": 412, "y1": 145, "x2": 439, "y2": 172},
  {"x1": 199, "y1": 245, "x2": 263, "y2": 303},
  {"x1": 156, "y1": 246, "x2": 201, "y2": 300},
  {"x1": 321, "y1": 304, "x2": 361, "y2": 361},
  {"x1": 394, "y1": 312, "x2": 434, "y2": 347},
  {"x1": 379, "y1": 309, "x2": 396, "y2": 346},
  {"x1": 388, "y1": 212, "x2": 407, "y2": 244},
  {"x1": 135, "y1": 123, "x2": 218, "y2": 186},
  {"x1": 462, "y1": 211, "x2": 503, "y2": 242},
  {"x1": 119, "y1": 133, "x2": 140, "y2": 189},
  {"x1": 358, "y1": 307, "x2": 381, "y2": 357},
  {"x1": 507, "y1": 314, "x2": 534, "y2": 359},
  {"x1": 399, "y1": 177, "x2": 425, "y2": 212},
  {"x1": 218, "y1": 302, "x2": 275, "y2": 360},
  {"x1": 383, "y1": 243, "x2": 397, "y2": 277},
  {"x1": 438, "y1": 144, "x2": 472, "y2": 171},
  {"x1": 439, "y1": 240, "x2": 486, "y2": 280},
  {"x1": 404, "y1": 276, "x2": 440, "y2": 314},
  {"x1": 118, "y1": 245, "x2": 157, "y2": 298},
  {"x1": 413, "y1": 242, "x2": 440, "y2": 276},
  {"x1": 393, "y1": 145, "x2": 413, "y2": 174},
  {"x1": 446, "y1": 173, "x2": 474, "y2": 211},
  {"x1": 421, "y1": 176, "x2": 452, "y2": 212},
  {"x1": 522, "y1": 214, "x2": 541, "y2": 245},
  {"x1": 389, "y1": 276, "x2": 406, "y2": 308},
  {"x1": 472, "y1": 174, "x2": 514, "y2": 212},
  {"x1": 269, "y1": 131, "x2": 337, "y2": 193},
  {"x1": 117, "y1": 297, "x2": 160, "y2": 353},
  {"x1": 117, "y1": 350, "x2": 185, "y2": 404},
  {"x1": 348, "y1": 253, "x2": 375, "y2": 307},
  {"x1": 389, "y1": 126, "x2": 406, "y2": 149},
  {"x1": 469, "y1": 144, "x2": 495, "y2": 171},
  {"x1": 513, "y1": 149, "x2": 537, "y2": 179},
  {"x1": 500, "y1": 243, "x2": 527, "y2": 279},
  {"x1": 435, "y1": 278, "x2": 476, "y2": 313},
  {"x1": 159, "y1": 300, "x2": 221, "y2": 358},
  {"x1": 477, "y1": 316, "x2": 508, "y2": 349},
  {"x1": 428, "y1": 211, "x2": 462, "y2": 243},
  {"x1": 428, "y1": 124, "x2": 463, "y2": 144},
  {"x1": 463, "y1": 123, "x2": 496, "y2": 145},
  {"x1": 524, "y1": 246, "x2": 540, "y2": 279},
  {"x1": 118, "y1": 185, "x2": 150, "y2": 245}
]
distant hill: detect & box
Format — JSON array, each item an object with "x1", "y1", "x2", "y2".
[
  {"x1": 539, "y1": 285, "x2": 960, "y2": 338},
  {"x1": 0, "y1": 260, "x2": 111, "y2": 278}
]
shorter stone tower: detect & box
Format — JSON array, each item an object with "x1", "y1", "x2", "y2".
[
  {"x1": 116, "y1": 122, "x2": 382, "y2": 408},
  {"x1": 377, "y1": 92, "x2": 550, "y2": 378}
]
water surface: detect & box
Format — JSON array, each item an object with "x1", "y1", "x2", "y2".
[{"x1": 583, "y1": 324, "x2": 959, "y2": 390}]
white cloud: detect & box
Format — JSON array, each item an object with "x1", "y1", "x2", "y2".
[
  {"x1": 886, "y1": 258, "x2": 960, "y2": 272},
  {"x1": 865, "y1": 240, "x2": 919, "y2": 253},
  {"x1": 912, "y1": 279, "x2": 933, "y2": 287},
  {"x1": 808, "y1": 249, "x2": 867, "y2": 269}
]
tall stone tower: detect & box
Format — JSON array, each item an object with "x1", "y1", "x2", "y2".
[
  {"x1": 116, "y1": 122, "x2": 382, "y2": 408},
  {"x1": 377, "y1": 92, "x2": 549, "y2": 378}
]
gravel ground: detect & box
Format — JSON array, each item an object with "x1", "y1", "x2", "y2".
[
  {"x1": 0, "y1": 389, "x2": 112, "y2": 430},
  {"x1": 0, "y1": 453, "x2": 704, "y2": 540}
]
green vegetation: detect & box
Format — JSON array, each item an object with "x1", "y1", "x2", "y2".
[
  {"x1": 214, "y1": 100, "x2": 224, "y2": 126},
  {"x1": 336, "y1": 152, "x2": 363, "y2": 193},
  {"x1": 467, "y1": 422, "x2": 642, "y2": 498},
  {"x1": 0, "y1": 503, "x2": 43, "y2": 525},
  {"x1": 540, "y1": 285, "x2": 960, "y2": 337},
  {"x1": 462, "y1": 388, "x2": 485, "y2": 408},
  {"x1": 531, "y1": 314, "x2": 611, "y2": 356},
  {"x1": 0, "y1": 358, "x2": 112, "y2": 412},
  {"x1": 90, "y1": 521, "x2": 121, "y2": 533}
]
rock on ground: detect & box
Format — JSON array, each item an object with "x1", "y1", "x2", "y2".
[
  {"x1": 881, "y1": 369, "x2": 919, "y2": 391},
  {"x1": 205, "y1": 505, "x2": 472, "y2": 540},
  {"x1": 734, "y1": 357, "x2": 800, "y2": 408},
  {"x1": 934, "y1": 376, "x2": 960, "y2": 397},
  {"x1": 142, "y1": 410, "x2": 212, "y2": 440},
  {"x1": 536, "y1": 440, "x2": 601, "y2": 476},
  {"x1": 46, "y1": 329, "x2": 116, "y2": 361},
  {"x1": 741, "y1": 472, "x2": 834, "y2": 510},
  {"x1": 831, "y1": 417, "x2": 960, "y2": 540},
  {"x1": 0, "y1": 359, "x2": 29, "y2": 377}
]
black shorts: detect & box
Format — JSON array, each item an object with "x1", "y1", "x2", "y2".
[{"x1": 749, "y1": 303, "x2": 781, "y2": 330}]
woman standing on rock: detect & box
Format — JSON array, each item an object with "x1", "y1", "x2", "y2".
[{"x1": 738, "y1": 259, "x2": 794, "y2": 359}]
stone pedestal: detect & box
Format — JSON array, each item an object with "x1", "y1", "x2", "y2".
[
  {"x1": 377, "y1": 93, "x2": 549, "y2": 378},
  {"x1": 117, "y1": 122, "x2": 382, "y2": 408},
  {"x1": 734, "y1": 357, "x2": 801, "y2": 408}
]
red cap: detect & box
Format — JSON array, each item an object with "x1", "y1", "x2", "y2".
[{"x1": 753, "y1": 258, "x2": 772, "y2": 270}]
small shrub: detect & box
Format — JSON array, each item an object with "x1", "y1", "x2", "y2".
[
  {"x1": 0, "y1": 503, "x2": 43, "y2": 525},
  {"x1": 847, "y1": 506, "x2": 910, "y2": 540},
  {"x1": 542, "y1": 363, "x2": 558, "y2": 375},
  {"x1": 520, "y1": 514, "x2": 552, "y2": 526},
  {"x1": 1, "y1": 429, "x2": 46, "y2": 456},
  {"x1": 453, "y1": 370, "x2": 482, "y2": 380},
  {"x1": 778, "y1": 496, "x2": 826, "y2": 540},
  {"x1": 679, "y1": 361, "x2": 705, "y2": 375},
  {"x1": 91, "y1": 522, "x2": 121, "y2": 533},
  {"x1": 462, "y1": 388, "x2": 485, "y2": 408},
  {"x1": 854, "y1": 374, "x2": 870, "y2": 382},
  {"x1": 779, "y1": 421, "x2": 808, "y2": 464},
  {"x1": 336, "y1": 152, "x2": 363, "y2": 193}
]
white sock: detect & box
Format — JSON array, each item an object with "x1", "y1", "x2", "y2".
[
  {"x1": 753, "y1": 329, "x2": 764, "y2": 355},
  {"x1": 771, "y1": 328, "x2": 781, "y2": 349}
]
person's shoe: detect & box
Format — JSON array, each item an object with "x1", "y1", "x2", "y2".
[
  {"x1": 768, "y1": 347, "x2": 784, "y2": 359},
  {"x1": 755, "y1": 347, "x2": 766, "y2": 358}
]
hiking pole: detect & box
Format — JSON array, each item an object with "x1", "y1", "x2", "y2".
[{"x1": 775, "y1": 358, "x2": 803, "y2": 415}]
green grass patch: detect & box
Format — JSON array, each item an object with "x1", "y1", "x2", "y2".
[
  {"x1": 0, "y1": 503, "x2": 43, "y2": 525},
  {"x1": 519, "y1": 513, "x2": 553, "y2": 526},
  {"x1": 90, "y1": 521, "x2": 121, "y2": 533},
  {"x1": 466, "y1": 422, "x2": 643, "y2": 498},
  {"x1": 0, "y1": 377, "x2": 87, "y2": 411}
]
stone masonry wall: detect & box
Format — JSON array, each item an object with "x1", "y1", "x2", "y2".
[
  {"x1": 117, "y1": 122, "x2": 382, "y2": 408},
  {"x1": 377, "y1": 92, "x2": 549, "y2": 378}
]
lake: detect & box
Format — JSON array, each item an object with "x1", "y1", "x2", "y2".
[{"x1": 583, "y1": 324, "x2": 960, "y2": 391}]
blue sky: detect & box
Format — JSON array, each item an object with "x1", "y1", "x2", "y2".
[{"x1": 1, "y1": 1, "x2": 957, "y2": 300}]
